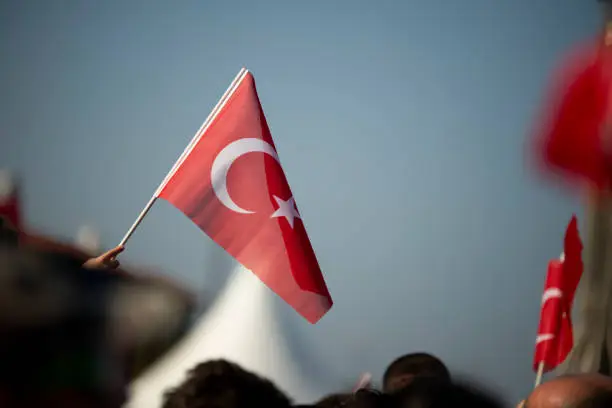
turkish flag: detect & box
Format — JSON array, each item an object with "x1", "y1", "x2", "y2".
[
  {"x1": 533, "y1": 38, "x2": 612, "y2": 190},
  {"x1": 157, "y1": 70, "x2": 332, "y2": 323},
  {"x1": 533, "y1": 215, "x2": 583, "y2": 372}
]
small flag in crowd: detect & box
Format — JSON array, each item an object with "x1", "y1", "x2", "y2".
[
  {"x1": 533, "y1": 215, "x2": 583, "y2": 372},
  {"x1": 352, "y1": 372, "x2": 373, "y2": 392},
  {"x1": 156, "y1": 69, "x2": 332, "y2": 323}
]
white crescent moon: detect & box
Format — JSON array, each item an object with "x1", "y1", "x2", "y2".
[
  {"x1": 541, "y1": 287, "x2": 562, "y2": 305},
  {"x1": 210, "y1": 138, "x2": 280, "y2": 214},
  {"x1": 535, "y1": 333, "x2": 555, "y2": 344}
]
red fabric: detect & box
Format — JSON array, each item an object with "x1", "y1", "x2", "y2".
[
  {"x1": 0, "y1": 186, "x2": 21, "y2": 232},
  {"x1": 533, "y1": 39, "x2": 612, "y2": 190},
  {"x1": 561, "y1": 215, "x2": 583, "y2": 303},
  {"x1": 533, "y1": 215, "x2": 583, "y2": 372},
  {"x1": 158, "y1": 71, "x2": 332, "y2": 323}
]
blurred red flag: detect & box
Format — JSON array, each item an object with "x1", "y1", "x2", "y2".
[
  {"x1": 533, "y1": 38, "x2": 612, "y2": 190},
  {"x1": 157, "y1": 69, "x2": 332, "y2": 323},
  {"x1": 0, "y1": 171, "x2": 22, "y2": 232},
  {"x1": 533, "y1": 215, "x2": 583, "y2": 372}
]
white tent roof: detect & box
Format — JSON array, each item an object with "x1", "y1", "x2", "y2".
[
  {"x1": 126, "y1": 264, "x2": 324, "y2": 408},
  {"x1": 74, "y1": 225, "x2": 101, "y2": 254}
]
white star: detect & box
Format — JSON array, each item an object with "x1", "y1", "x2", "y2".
[{"x1": 270, "y1": 195, "x2": 301, "y2": 228}]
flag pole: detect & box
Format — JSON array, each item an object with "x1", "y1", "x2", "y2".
[
  {"x1": 352, "y1": 372, "x2": 372, "y2": 392},
  {"x1": 118, "y1": 68, "x2": 249, "y2": 247},
  {"x1": 534, "y1": 362, "x2": 545, "y2": 388}
]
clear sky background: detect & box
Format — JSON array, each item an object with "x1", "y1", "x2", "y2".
[{"x1": 0, "y1": 0, "x2": 602, "y2": 403}]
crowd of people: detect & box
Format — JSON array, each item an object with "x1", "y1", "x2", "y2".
[
  {"x1": 2, "y1": 217, "x2": 612, "y2": 408},
  {"x1": 161, "y1": 354, "x2": 492, "y2": 408},
  {"x1": 158, "y1": 352, "x2": 612, "y2": 408}
]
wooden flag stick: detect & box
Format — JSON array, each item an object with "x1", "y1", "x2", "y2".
[
  {"x1": 118, "y1": 68, "x2": 249, "y2": 247},
  {"x1": 352, "y1": 372, "x2": 372, "y2": 392},
  {"x1": 534, "y1": 361, "x2": 545, "y2": 388}
]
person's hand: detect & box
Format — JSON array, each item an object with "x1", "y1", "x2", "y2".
[{"x1": 83, "y1": 246, "x2": 124, "y2": 270}]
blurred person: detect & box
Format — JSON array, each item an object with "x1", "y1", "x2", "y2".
[
  {"x1": 314, "y1": 372, "x2": 371, "y2": 408},
  {"x1": 382, "y1": 353, "x2": 450, "y2": 393},
  {"x1": 314, "y1": 393, "x2": 352, "y2": 408},
  {"x1": 518, "y1": 374, "x2": 612, "y2": 408},
  {"x1": 343, "y1": 389, "x2": 393, "y2": 408},
  {"x1": 161, "y1": 359, "x2": 293, "y2": 408},
  {"x1": 0, "y1": 219, "x2": 196, "y2": 372},
  {"x1": 0, "y1": 217, "x2": 123, "y2": 270},
  {"x1": 0, "y1": 245, "x2": 125, "y2": 407},
  {"x1": 391, "y1": 376, "x2": 502, "y2": 408},
  {"x1": 0, "y1": 218, "x2": 18, "y2": 247},
  {"x1": 0, "y1": 243, "x2": 193, "y2": 407}
]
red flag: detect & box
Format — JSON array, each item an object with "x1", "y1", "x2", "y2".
[
  {"x1": 533, "y1": 37, "x2": 612, "y2": 190},
  {"x1": 533, "y1": 215, "x2": 583, "y2": 372},
  {"x1": 157, "y1": 69, "x2": 332, "y2": 323},
  {"x1": 561, "y1": 215, "x2": 583, "y2": 302},
  {"x1": 0, "y1": 170, "x2": 22, "y2": 232}
]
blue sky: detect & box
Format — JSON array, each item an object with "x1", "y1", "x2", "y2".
[{"x1": 0, "y1": 0, "x2": 602, "y2": 403}]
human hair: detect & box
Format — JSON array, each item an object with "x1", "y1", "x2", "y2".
[
  {"x1": 521, "y1": 374, "x2": 612, "y2": 408},
  {"x1": 573, "y1": 387, "x2": 612, "y2": 408},
  {"x1": 161, "y1": 359, "x2": 292, "y2": 408},
  {"x1": 343, "y1": 389, "x2": 393, "y2": 408},
  {"x1": 382, "y1": 353, "x2": 450, "y2": 393},
  {"x1": 522, "y1": 387, "x2": 612, "y2": 408},
  {"x1": 0, "y1": 245, "x2": 88, "y2": 331},
  {"x1": 315, "y1": 393, "x2": 352, "y2": 408},
  {"x1": 0, "y1": 219, "x2": 18, "y2": 247},
  {"x1": 390, "y1": 376, "x2": 502, "y2": 408}
]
